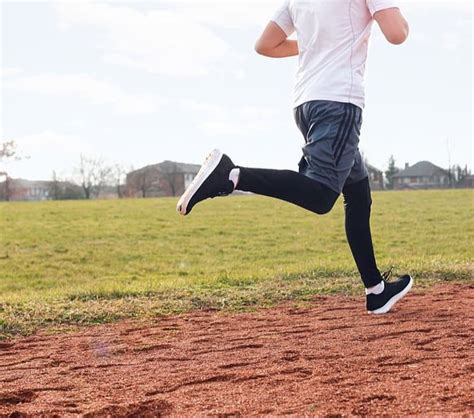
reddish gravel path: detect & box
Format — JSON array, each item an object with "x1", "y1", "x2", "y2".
[{"x1": 0, "y1": 283, "x2": 473, "y2": 417}]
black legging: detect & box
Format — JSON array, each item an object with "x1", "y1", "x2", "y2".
[
  {"x1": 237, "y1": 167, "x2": 382, "y2": 288},
  {"x1": 342, "y1": 177, "x2": 382, "y2": 288}
]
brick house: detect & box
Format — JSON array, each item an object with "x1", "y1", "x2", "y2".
[
  {"x1": 0, "y1": 178, "x2": 83, "y2": 201},
  {"x1": 126, "y1": 160, "x2": 200, "y2": 198},
  {"x1": 0, "y1": 178, "x2": 52, "y2": 201},
  {"x1": 366, "y1": 163, "x2": 384, "y2": 190},
  {"x1": 392, "y1": 161, "x2": 450, "y2": 189}
]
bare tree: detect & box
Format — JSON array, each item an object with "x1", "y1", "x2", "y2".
[
  {"x1": 49, "y1": 171, "x2": 62, "y2": 200},
  {"x1": 450, "y1": 164, "x2": 471, "y2": 188},
  {"x1": 0, "y1": 175, "x2": 10, "y2": 201},
  {"x1": 0, "y1": 141, "x2": 18, "y2": 162},
  {"x1": 138, "y1": 170, "x2": 153, "y2": 198},
  {"x1": 0, "y1": 141, "x2": 22, "y2": 201},
  {"x1": 112, "y1": 164, "x2": 127, "y2": 198},
  {"x1": 1, "y1": 140, "x2": 28, "y2": 163},
  {"x1": 0, "y1": 169, "x2": 7, "y2": 201},
  {"x1": 48, "y1": 171, "x2": 85, "y2": 200},
  {"x1": 160, "y1": 161, "x2": 180, "y2": 196},
  {"x1": 75, "y1": 155, "x2": 112, "y2": 199}
]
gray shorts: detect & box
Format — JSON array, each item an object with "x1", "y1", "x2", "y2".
[{"x1": 294, "y1": 100, "x2": 368, "y2": 194}]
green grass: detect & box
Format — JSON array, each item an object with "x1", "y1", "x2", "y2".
[{"x1": 0, "y1": 189, "x2": 472, "y2": 337}]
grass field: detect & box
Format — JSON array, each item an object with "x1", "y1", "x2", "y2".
[{"x1": 0, "y1": 189, "x2": 472, "y2": 338}]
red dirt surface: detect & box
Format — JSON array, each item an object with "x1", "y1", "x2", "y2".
[{"x1": 0, "y1": 283, "x2": 473, "y2": 417}]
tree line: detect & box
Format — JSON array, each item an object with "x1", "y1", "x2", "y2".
[
  {"x1": 0, "y1": 141, "x2": 129, "y2": 200},
  {"x1": 0, "y1": 140, "x2": 184, "y2": 201}
]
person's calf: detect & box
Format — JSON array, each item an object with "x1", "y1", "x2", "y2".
[{"x1": 237, "y1": 166, "x2": 339, "y2": 215}]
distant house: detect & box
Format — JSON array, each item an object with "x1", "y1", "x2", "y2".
[
  {"x1": 0, "y1": 178, "x2": 51, "y2": 201},
  {"x1": 126, "y1": 160, "x2": 200, "y2": 198},
  {"x1": 0, "y1": 178, "x2": 83, "y2": 201},
  {"x1": 366, "y1": 163, "x2": 384, "y2": 190},
  {"x1": 392, "y1": 161, "x2": 450, "y2": 190},
  {"x1": 460, "y1": 175, "x2": 474, "y2": 188}
]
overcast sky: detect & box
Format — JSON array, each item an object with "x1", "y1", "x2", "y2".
[{"x1": 1, "y1": 0, "x2": 472, "y2": 180}]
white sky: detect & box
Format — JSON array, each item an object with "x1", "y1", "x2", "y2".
[{"x1": 1, "y1": 0, "x2": 473, "y2": 180}]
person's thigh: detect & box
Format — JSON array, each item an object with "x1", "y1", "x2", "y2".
[{"x1": 295, "y1": 100, "x2": 366, "y2": 194}]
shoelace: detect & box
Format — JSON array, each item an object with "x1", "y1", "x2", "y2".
[
  {"x1": 382, "y1": 266, "x2": 394, "y2": 281},
  {"x1": 202, "y1": 152, "x2": 213, "y2": 166}
]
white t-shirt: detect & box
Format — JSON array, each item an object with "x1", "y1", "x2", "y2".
[{"x1": 272, "y1": 0, "x2": 399, "y2": 109}]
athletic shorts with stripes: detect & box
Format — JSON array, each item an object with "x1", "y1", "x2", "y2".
[{"x1": 293, "y1": 100, "x2": 368, "y2": 194}]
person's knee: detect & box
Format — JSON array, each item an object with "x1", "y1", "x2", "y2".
[
  {"x1": 315, "y1": 202, "x2": 334, "y2": 215},
  {"x1": 314, "y1": 191, "x2": 338, "y2": 215},
  {"x1": 343, "y1": 177, "x2": 372, "y2": 209}
]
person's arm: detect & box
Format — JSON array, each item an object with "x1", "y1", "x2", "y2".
[
  {"x1": 373, "y1": 7, "x2": 409, "y2": 45},
  {"x1": 255, "y1": 1, "x2": 298, "y2": 58},
  {"x1": 255, "y1": 21, "x2": 298, "y2": 58}
]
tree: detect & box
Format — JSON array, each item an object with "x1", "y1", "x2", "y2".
[
  {"x1": 50, "y1": 171, "x2": 62, "y2": 200},
  {"x1": 0, "y1": 140, "x2": 22, "y2": 201},
  {"x1": 160, "y1": 161, "x2": 180, "y2": 196},
  {"x1": 112, "y1": 164, "x2": 127, "y2": 198},
  {"x1": 0, "y1": 141, "x2": 18, "y2": 162},
  {"x1": 385, "y1": 155, "x2": 399, "y2": 190},
  {"x1": 48, "y1": 171, "x2": 85, "y2": 200},
  {"x1": 75, "y1": 155, "x2": 112, "y2": 199},
  {"x1": 451, "y1": 164, "x2": 471, "y2": 188},
  {"x1": 0, "y1": 175, "x2": 10, "y2": 201},
  {"x1": 138, "y1": 170, "x2": 153, "y2": 198}
]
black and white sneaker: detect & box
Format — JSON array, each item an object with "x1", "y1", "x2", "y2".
[
  {"x1": 367, "y1": 275, "x2": 413, "y2": 314},
  {"x1": 177, "y1": 149, "x2": 235, "y2": 216}
]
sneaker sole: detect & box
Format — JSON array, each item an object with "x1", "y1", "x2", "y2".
[
  {"x1": 176, "y1": 149, "x2": 223, "y2": 216},
  {"x1": 368, "y1": 276, "x2": 413, "y2": 314}
]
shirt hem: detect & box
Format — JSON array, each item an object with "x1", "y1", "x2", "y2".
[{"x1": 293, "y1": 95, "x2": 365, "y2": 110}]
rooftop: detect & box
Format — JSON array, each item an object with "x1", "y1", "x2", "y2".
[
  {"x1": 128, "y1": 160, "x2": 201, "y2": 176},
  {"x1": 392, "y1": 161, "x2": 448, "y2": 178}
]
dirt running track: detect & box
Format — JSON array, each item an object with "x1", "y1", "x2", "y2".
[{"x1": 0, "y1": 284, "x2": 473, "y2": 417}]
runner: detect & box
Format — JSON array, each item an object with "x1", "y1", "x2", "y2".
[{"x1": 177, "y1": 0, "x2": 413, "y2": 314}]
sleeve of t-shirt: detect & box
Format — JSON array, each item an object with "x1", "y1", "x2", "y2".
[
  {"x1": 271, "y1": 0, "x2": 295, "y2": 36},
  {"x1": 366, "y1": 0, "x2": 399, "y2": 16}
]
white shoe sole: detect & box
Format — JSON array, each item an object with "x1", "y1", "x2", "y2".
[
  {"x1": 176, "y1": 149, "x2": 223, "y2": 216},
  {"x1": 368, "y1": 276, "x2": 413, "y2": 314}
]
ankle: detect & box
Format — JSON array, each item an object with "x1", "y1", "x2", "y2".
[{"x1": 365, "y1": 280, "x2": 384, "y2": 295}]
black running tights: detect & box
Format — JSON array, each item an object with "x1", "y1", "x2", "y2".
[{"x1": 236, "y1": 167, "x2": 382, "y2": 288}]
